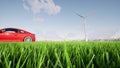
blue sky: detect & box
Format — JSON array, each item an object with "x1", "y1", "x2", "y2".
[{"x1": 0, "y1": 0, "x2": 120, "y2": 41}]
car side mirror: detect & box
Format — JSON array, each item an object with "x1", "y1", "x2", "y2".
[{"x1": 20, "y1": 31, "x2": 25, "y2": 33}]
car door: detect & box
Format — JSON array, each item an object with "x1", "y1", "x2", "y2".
[
  {"x1": 0, "y1": 29, "x2": 10, "y2": 41},
  {"x1": 0, "y1": 30, "x2": 6, "y2": 41},
  {"x1": 0, "y1": 28, "x2": 19, "y2": 41},
  {"x1": 2, "y1": 31, "x2": 17, "y2": 41},
  {"x1": 7, "y1": 32, "x2": 18, "y2": 41},
  {"x1": 8, "y1": 29, "x2": 25, "y2": 41},
  {"x1": 6, "y1": 29, "x2": 21, "y2": 41}
]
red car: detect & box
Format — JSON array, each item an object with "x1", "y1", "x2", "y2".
[{"x1": 0, "y1": 28, "x2": 35, "y2": 42}]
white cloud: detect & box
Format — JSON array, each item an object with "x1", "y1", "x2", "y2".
[
  {"x1": 64, "y1": 33, "x2": 84, "y2": 40},
  {"x1": 35, "y1": 30, "x2": 84, "y2": 41},
  {"x1": 111, "y1": 30, "x2": 120, "y2": 39},
  {"x1": 35, "y1": 30, "x2": 64, "y2": 41},
  {"x1": 23, "y1": 0, "x2": 61, "y2": 15},
  {"x1": 23, "y1": 2, "x2": 30, "y2": 11},
  {"x1": 88, "y1": 29, "x2": 117, "y2": 40},
  {"x1": 43, "y1": 0, "x2": 61, "y2": 15},
  {"x1": 22, "y1": 0, "x2": 61, "y2": 23}
]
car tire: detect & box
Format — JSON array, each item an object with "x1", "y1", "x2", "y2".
[{"x1": 23, "y1": 36, "x2": 32, "y2": 42}]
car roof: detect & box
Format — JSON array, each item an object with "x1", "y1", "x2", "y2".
[
  {"x1": 0, "y1": 28, "x2": 31, "y2": 33},
  {"x1": 2, "y1": 28, "x2": 23, "y2": 30}
]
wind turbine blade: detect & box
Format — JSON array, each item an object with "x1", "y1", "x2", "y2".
[{"x1": 74, "y1": 12, "x2": 84, "y2": 18}]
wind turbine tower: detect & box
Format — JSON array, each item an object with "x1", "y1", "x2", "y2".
[{"x1": 75, "y1": 12, "x2": 88, "y2": 42}]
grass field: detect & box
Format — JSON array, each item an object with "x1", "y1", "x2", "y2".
[{"x1": 0, "y1": 41, "x2": 120, "y2": 68}]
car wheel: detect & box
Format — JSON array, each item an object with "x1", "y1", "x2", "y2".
[{"x1": 23, "y1": 36, "x2": 32, "y2": 42}]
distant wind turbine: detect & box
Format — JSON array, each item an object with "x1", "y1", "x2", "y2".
[{"x1": 75, "y1": 12, "x2": 88, "y2": 41}]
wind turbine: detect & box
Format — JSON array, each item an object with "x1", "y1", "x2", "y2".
[{"x1": 75, "y1": 12, "x2": 88, "y2": 41}]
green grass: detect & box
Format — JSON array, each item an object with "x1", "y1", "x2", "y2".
[{"x1": 0, "y1": 41, "x2": 120, "y2": 68}]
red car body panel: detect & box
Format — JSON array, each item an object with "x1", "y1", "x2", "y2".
[{"x1": 0, "y1": 28, "x2": 35, "y2": 42}]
